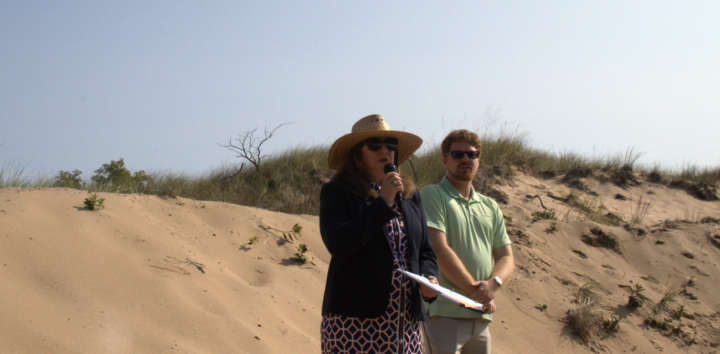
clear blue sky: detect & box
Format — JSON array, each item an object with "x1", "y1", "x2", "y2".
[{"x1": 2, "y1": 1, "x2": 719, "y2": 178}]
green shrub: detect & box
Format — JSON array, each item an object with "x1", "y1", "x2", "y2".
[
  {"x1": 545, "y1": 221, "x2": 558, "y2": 233},
  {"x1": 603, "y1": 313, "x2": 623, "y2": 332},
  {"x1": 532, "y1": 210, "x2": 557, "y2": 223},
  {"x1": 84, "y1": 193, "x2": 105, "y2": 210},
  {"x1": 91, "y1": 158, "x2": 152, "y2": 191},
  {"x1": 92, "y1": 159, "x2": 131, "y2": 186},
  {"x1": 628, "y1": 283, "x2": 646, "y2": 308},
  {"x1": 292, "y1": 243, "x2": 314, "y2": 264},
  {"x1": 54, "y1": 169, "x2": 83, "y2": 189}
]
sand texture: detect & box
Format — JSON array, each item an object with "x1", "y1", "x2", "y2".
[{"x1": 1, "y1": 173, "x2": 719, "y2": 353}]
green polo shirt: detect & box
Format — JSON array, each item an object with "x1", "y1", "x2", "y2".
[{"x1": 420, "y1": 176, "x2": 511, "y2": 320}]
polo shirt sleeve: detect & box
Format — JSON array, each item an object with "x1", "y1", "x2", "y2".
[
  {"x1": 492, "y1": 201, "x2": 512, "y2": 249},
  {"x1": 420, "y1": 186, "x2": 446, "y2": 233}
]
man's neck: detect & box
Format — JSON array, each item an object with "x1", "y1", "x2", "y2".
[{"x1": 446, "y1": 173, "x2": 473, "y2": 200}]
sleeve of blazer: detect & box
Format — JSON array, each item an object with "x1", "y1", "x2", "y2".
[
  {"x1": 414, "y1": 190, "x2": 439, "y2": 280},
  {"x1": 319, "y1": 182, "x2": 396, "y2": 260}
]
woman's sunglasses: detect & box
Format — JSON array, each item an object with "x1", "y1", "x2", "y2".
[
  {"x1": 446, "y1": 150, "x2": 480, "y2": 160},
  {"x1": 365, "y1": 137, "x2": 398, "y2": 152}
]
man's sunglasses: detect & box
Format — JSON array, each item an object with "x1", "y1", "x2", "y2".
[
  {"x1": 365, "y1": 137, "x2": 398, "y2": 152},
  {"x1": 446, "y1": 150, "x2": 480, "y2": 160}
]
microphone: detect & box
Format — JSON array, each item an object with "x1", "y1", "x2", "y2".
[
  {"x1": 384, "y1": 163, "x2": 402, "y2": 211},
  {"x1": 383, "y1": 163, "x2": 397, "y2": 175}
]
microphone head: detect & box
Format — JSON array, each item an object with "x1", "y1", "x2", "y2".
[{"x1": 383, "y1": 163, "x2": 397, "y2": 174}]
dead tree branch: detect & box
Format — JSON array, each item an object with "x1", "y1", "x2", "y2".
[
  {"x1": 526, "y1": 194, "x2": 549, "y2": 210},
  {"x1": 219, "y1": 121, "x2": 293, "y2": 171},
  {"x1": 222, "y1": 163, "x2": 245, "y2": 182}
]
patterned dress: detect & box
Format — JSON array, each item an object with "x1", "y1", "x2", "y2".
[{"x1": 321, "y1": 194, "x2": 421, "y2": 354}]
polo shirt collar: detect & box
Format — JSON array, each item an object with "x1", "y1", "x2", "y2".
[{"x1": 440, "y1": 176, "x2": 481, "y2": 202}]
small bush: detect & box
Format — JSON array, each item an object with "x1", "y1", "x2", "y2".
[
  {"x1": 674, "y1": 304, "x2": 687, "y2": 319},
  {"x1": 603, "y1": 313, "x2": 623, "y2": 332},
  {"x1": 91, "y1": 158, "x2": 152, "y2": 191},
  {"x1": 545, "y1": 221, "x2": 558, "y2": 233},
  {"x1": 84, "y1": 193, "x2": 105, "y2": 210},
  {"x1": 54, "y1": 169, "x2": 83, "y2": 189},
  {"x1": 628, "y1": 283, "x2": 646, "y2": 308},
  {"x1": 532, "y1": 210, "x2": 556, "y2": 223},
  {"x1": 292, "y1": 243, "x2": 314, "y2": 264}
]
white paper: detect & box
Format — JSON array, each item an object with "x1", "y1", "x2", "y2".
[{"x1": 396, "y1": 269, "x2": 485, "y2": 313}]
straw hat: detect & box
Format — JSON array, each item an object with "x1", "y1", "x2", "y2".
[{"x1": 328, "y1": 114, "x2": 423, "y2": 170}]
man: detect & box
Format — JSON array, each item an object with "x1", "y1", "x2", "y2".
[{"x1": 420, "y1": 129, "x2": 515, "y2": 354}]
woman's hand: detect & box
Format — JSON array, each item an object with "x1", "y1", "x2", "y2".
[
  {"x1": 420, "y1": 276, "x2": 438, "y2": 300},
  {"x1": 379, "y1": 172, "x2": 403, "y2": 206}
]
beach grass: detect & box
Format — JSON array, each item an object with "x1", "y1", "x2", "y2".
[{"x1": 3, "y1": 127, "x2": 719, "y2": 215}]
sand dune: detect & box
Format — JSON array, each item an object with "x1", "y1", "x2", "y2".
[
  {"x1": 1, "y1": 188, "x2": 329, "y2": 353},
  {"x1": 1, "y1": 173, "x2": 719, "y2": 353}
]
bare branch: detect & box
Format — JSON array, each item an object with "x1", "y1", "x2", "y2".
[
  {"x1": 218, "y1": 121, "x2": 294, "y2": 171},
  {"x1": 222, "y1": 163, "x2": 245, "y2": 182}
]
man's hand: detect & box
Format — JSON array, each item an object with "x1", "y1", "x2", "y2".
[
  {"x1": 469, "y1": 279, "x2": 499, "y2": 304},
  {"x1": 420, "y1": 276, "x2": 438, "y2": 300},
  {"x1": 482, "y1": 300, "x2": 496, "y2": 314}
]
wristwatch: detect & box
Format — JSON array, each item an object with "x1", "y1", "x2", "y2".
[{"x1": 492, "y1": 276, "x2": 503, "y2": 287}]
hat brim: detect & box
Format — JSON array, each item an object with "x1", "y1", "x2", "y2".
[{"x1": 328, "y1": 130, "x2": 423, "y2": 171}]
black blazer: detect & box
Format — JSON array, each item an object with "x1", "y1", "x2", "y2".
[{"x1": 319, "y1": 181, "x2": 439, "y2": 320}]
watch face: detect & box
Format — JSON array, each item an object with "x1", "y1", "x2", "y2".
[{"x1": 494, "y1": 276, "x2": 502, "y2": 285}]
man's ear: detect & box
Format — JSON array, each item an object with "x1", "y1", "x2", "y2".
[{"x1": 442, "y1": 155, "x2": 448, "y2": 168}]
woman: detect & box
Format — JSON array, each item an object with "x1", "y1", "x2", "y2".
[{"x1": 320, "y1": 114, "x2": 439, "y2": 353}]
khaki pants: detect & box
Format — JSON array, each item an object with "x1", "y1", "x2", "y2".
[{"x1": 425, "y1": 316, "x2": 491, "y2": 354}]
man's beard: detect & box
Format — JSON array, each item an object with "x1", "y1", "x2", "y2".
[{"x1": 449, "y1": 164, "x2": 477, "y2": 181}]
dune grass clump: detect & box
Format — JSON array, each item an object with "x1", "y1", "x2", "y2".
[
  {"x1": 675, "y1": 162, "x2": 720, "y2": 187},
  {"x1": 565, "y1": 301, "x2": 605, "y2": 346},
  {"x1": 630, "y1": 196, "x2": 652, "y2": 226},
  {"x1": 564, "y1": 280, "x2": 626, "y2": 347},
  {"x1": 575, "y1": 282, "x2": 602, "y2": 305},
  {"x1": 0, "y1": 157, "x2": 53, "y2": 188},
  {"x1": 657, "y1": 282, "x2": 681, "y2": 314},
  {"x1": 0, "y1": 160, "x2": 29, "y2": 187}
]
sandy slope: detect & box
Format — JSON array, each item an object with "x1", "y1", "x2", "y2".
[
  {"x1": 1, "y1": 188, "x2": 329, "y2": 354},
  {"x1": 1, "y1": 173, "x2": 719, "y2": 353},
  {"x1": 492, "y1": 174, "x2": 720, "y2": 354}
]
